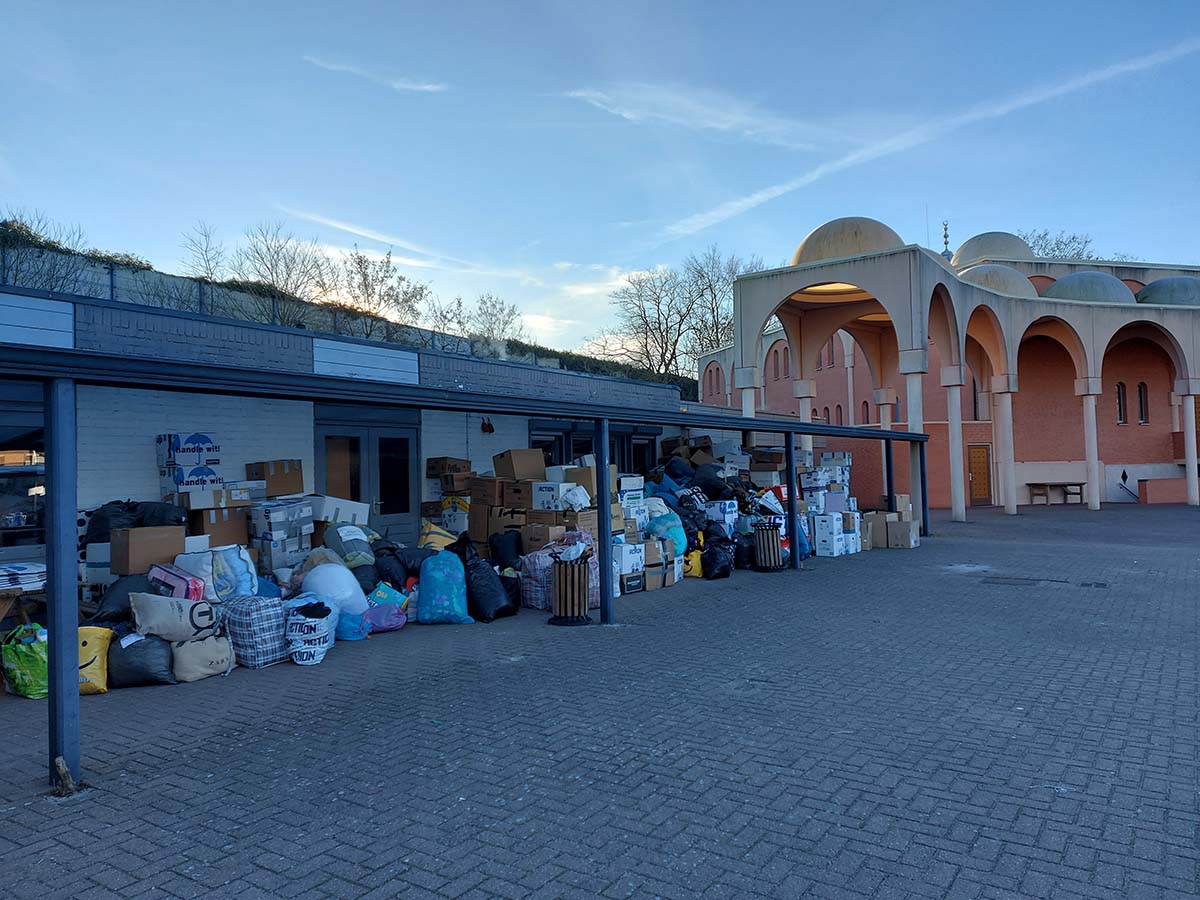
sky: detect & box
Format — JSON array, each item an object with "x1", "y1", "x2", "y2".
[{"x1": 3, "y1": 1, "x2": 1199, "y2": 349}]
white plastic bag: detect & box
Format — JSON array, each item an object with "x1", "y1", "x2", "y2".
[
  {"x1": 173, "y1": 545, "x2": 256, "y2": 603},
  {"x1": 301, "y1": 563, "x2": 368, "y2": 615}
]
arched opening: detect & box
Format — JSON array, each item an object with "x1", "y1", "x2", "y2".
[
  {"x1": 835, "y1": 404, "x2": 843, "y2": 425},
  {"x1": 1122, "y1": 279, "x2": 1146, "y2": 294},
  {"x1": 760, "y1": 338, "x2": 793, "y2": 414},
  {"x1": 783, "y1": 346, "x2": 790, "y2": 377},
  {"x1": 1013, "y1": 334, "x2": 1086, "y2": 463},
  {"x1": 822, "y1": 406, "x2": 830, "y2": 423},
  {"x1": 862, "y1": 400, "x2": 870, "y2": 423},
  {"x1": 1100, "y1": 322, "x2": 1181, "y2": 478},
  {"x1": 701, "y1": 361, "x2": 728, "y2": 406},
  {"x1": 772, "y1": 348, "x2": 780, "y2": 380}
]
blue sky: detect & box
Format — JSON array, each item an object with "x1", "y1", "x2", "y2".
[{"x1": 3, "y1": 2, "x2": 1199, "y2": 348}]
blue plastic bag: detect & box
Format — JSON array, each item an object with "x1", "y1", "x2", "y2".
[
  {"x1": 417, "y1": 551, "x2": 473, "y2": 625},
  {"x1": 335, "y1": 612, "x2": 370, "y2": 641},
  {"x1": 647, "y1": 513, "x2": 687, "y2": 560}
]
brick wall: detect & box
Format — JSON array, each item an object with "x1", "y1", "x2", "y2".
[
  {"x1": 75, "y1": 386, "x2": 315, "y2": 508},
  {"x1": 74, "y1": 303, "x2": 313, "y2": 373}
]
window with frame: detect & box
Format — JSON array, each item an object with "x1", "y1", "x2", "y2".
[
  {"x1": 835, "y1": 404, "x2": 843, "y2": 425},
  {"x1": 862, "y1": 400, "x2": 870, "y2": 423},
  {"x1": 1116, "y1": 381, "x2": 1128, "y2": 425},
  {"x1": 828, "y1": 337, "x2": 836, "y2": 367},
  {"x1": 772, "y1": 349, "x2": 779, "y2": 380},
  {"x1": 783, "y1": 347, "x2": 790, "y2": 377},
  {"x1": 822, "y1": 406, "x2": 830, "y2": 423},
  {"x1": 1137, "y1": 382, "x2": 1149, "y2": 424}
]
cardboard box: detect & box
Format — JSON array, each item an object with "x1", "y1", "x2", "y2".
[
  {"x1": 705, "y1": 500, "x2": 738, "y2": 528},
  {"x1": 522, "y1": 523, "x2": 566, "y2": 548},
  {"x1": 643, "y1": 564, "x2": 665, "y2": 591},
  {"x1": 223, "y1": 479, "x2": 267, "y2": 501},
  {"x1": 824, "y1": 491, "x2": 848, "y2": 513},
  {"x1": 282, "y1": 494, "x2": 370, "y2": 525},
  {"x1": 245, "y1": 459, "x2": 303, "y2": 497},
  {"x1": 721, "y1": 452, "x2": 751, "y2": 470},
  {"x1": 563, "y1": 508, "x2": 599, "y2": 536},
  {"x1": 752, "y1": 448, "x2": 785, "y2": 465},
  {"x1": 689, "y1": 434, "x2": 714, "y2": 451},
  {"x1": 644, "y1": 538, "x2": 664, "y2": 567},
  {"x1": 425, "y1": 456, "x2": 471, "y2": 477},
  {"x1": 170, "y1": 487, "x2": 251, "y2": 510},
  {"x1": 111, "y1": 526, "x2": 186, "y2": 575},
  {"x1": 660, "y1": 436, "x2": 687, "y2": 455},
  {"x1": 533, "y1": 481, "x2": 573, "y2": 511},
  {"x1": 249, "y1": 500, "x2": 315, "y2": 541},
  {"x1": 615, "y1": 542, "x2": 646, "y2": 574},
  {"x1": 155, "y1": 432, "x2": 221, "y2": 468},
  {"x1": 859, "y1": 519, "x2": 873, "y2": 551},
  {"x1": 468, "y1": 504, "x2": 492, "y2": 541},
  {"x1": 256, "y1": 534, "x2": 312, "y2": 573},
  {"x1": 82, "y1": 542, "x2": 115, "y2": 587},
  {"x1": 619, "y1": 572, "x2": 645, "y2": 594},
  {"x1": 188, "y1": 508, "x2": 249, "y2": 547},
  {"x1": 617, "y1": 488, "x2": 644, "y2": 505},
  {"x1": 526, "y1": 509, "x2": 564, "y2": 526},
  {"x1": 886, "y1": 519, "x2": 919, "y2": 549},
  {"x1": 420, "y1": 500, "x2": 443, "y2": 519},
  {"x1": 185, "y1": 534, "x2": 210, "y2": 553},
  {"x1": 689, "y1": 450, "x2": 716, "y2": 466},
  {"x1": 503, "y1": 480, "x2": 535, "y2": 508},
  {"x1": 617, "y1": 474, "x2": 644, "y2": 492},
  {"x1": 488, "y1": 508, "x2": 527, "y2": 535},
  {"x1": 440, "y1": 471, "x2": 473, "y2": 495},
  {"x1": 821, "y1": 451, "x2": 853, "y2": 466},
  {"x1": 469, "y1": 477, "x2": 505, "y2": 506},
  {"x1": 561, "y1": 464, "x2": 615, "y2": 502},
  {"x1": 493, "y1": 448, "x2": 546, "y2": 481},
  {"x1": 623, "y1": 503, "x2": 649, "y2": 532},
  {"x1": 545, "y1": 465, "x2": 572, "y2": 483},
  {"x1": 441, "y1": 509, "x2": 469, "y2": 535},
  {"x1": 159, "y1": 464, "x2": 224, "y2": 496}
]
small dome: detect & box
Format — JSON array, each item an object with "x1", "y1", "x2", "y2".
[
  {"x1": 791, "y1": 217, "x2": 904, "y2": 265},
  {"x1": 951, "y1": 231, "x2": 1034, "y2": 267},
  {"x1": 1136, "y1": 276, "x2": 1200, "y2": 306},
  {"x1": 1043, "y1": 271, "x2": 1136, "y2": 304},
  {"x1": 958, "y1": 264, "x2": 1039, "y2": 299}
]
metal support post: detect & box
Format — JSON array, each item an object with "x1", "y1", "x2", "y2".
[
  {"x1": 784, "y1": 433, "x2": 801, "y2": 569},
  {"x1": 45, "y1": 378, "x2": 80, "y2": 786},
  {"x1": 594, "y1": 417, "x2": 615, "y2": 624},
  {"x1": 918, "y1": 440, "x2": 931, "y2": 537},
  {"x1": 884, "y1": 439, "x2": 895, "y2": 512}
]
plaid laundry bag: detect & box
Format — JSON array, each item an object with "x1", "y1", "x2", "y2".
[
  {"x1": 518, "y1": 532, "x2": 600, "y2": 611},
  {"x1": 219, "y1": 595, "x2": 289, "y2": 668}
]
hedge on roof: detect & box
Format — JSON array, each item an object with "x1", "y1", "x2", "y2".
[
  {"x1": 506, "y1": 338, "x2": 698, "y2": 401},
  {"x1": 0, "y1": 218, "x2": 153, "y2": 271}
]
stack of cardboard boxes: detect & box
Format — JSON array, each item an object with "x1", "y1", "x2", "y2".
[
  {"x1": 862, "y1": 493, "x2": 920, "y2": 550},
  {"x1": 444, "y1": 448, "x2": 623, "y2": 557}
]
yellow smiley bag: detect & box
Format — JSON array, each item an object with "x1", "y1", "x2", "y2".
[{"x1": 78, "y1": 627, "x2": 114, "y2": 695}]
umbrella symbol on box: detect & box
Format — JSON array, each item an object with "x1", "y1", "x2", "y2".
[
  {"x1": 170, "y1": 468, "x2": 185, "y2": 486},
  {"x1": 188, "y1": 466, "x2": 219, "y2": 479},
  {"x1": 184, "y1": 433, "x2": 214, "y2": 447}
]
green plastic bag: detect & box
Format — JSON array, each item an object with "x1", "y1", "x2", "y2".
[{"x1": 2, "y1": 623, "x2": 49, "y2": 699}]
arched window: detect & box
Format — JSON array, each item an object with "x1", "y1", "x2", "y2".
[
  {"x1": 862, "y1": 400, "x2": 870, "y2": 423},
  {"x1": 772, "y1": 349, "x2": 779, "y2": 380},
  {"x1": 783, "y1": 347, "x2": 790, "y2": 377},
  {"x1": 835, "y1": 404, "x2": 843, "y2": 425},
  {"x1": 823, "y1": 406, "x2": 830, "y2": 423},
  {"x1": 828, "y1": 337, "x2": 836, "y2": 366},
  {"x1": 895, "y1": 399, "x2": 902, "y2": 422},
  {"x1": 812, "y1": 407, "x2": 820, "y2": 420},
  {"x1": 1116, "y1": 381, "x2": 1128, "y2": 424},
  {"x1": 1137, "y1": 382, "x2": 1149, "y2": 424}
]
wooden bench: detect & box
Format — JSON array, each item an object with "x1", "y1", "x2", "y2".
[{"x1": 1027, "y1": 482, "x2": 1084, "y2": 505}]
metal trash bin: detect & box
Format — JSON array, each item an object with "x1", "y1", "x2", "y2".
[
  {"x1": 549, "y1": 557, "x2": 592, "y2": 626},
  {"x1": 752, "y1": 523, "x2": 785, "y2": 571}
]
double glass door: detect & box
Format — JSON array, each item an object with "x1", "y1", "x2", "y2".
[{"x1": 315, "y1": 425, "x2": 419, "y2": 545}]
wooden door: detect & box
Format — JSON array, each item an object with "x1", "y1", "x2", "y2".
[{"x1": 968, "y1": 444, "x2": 992, "y2": 505}]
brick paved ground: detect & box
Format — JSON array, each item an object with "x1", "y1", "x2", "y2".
[{"x1": 2, "y1": 504, "x2": 1198, "y2": 899}]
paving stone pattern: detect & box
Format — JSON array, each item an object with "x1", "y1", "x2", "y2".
[{"x1": 2, "y1": 505, "x2": 1198, "y2": 899}]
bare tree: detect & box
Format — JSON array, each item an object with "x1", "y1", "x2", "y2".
[
  {"x1": 1019, "y1": 228, "x2": 1139, "y2": 262},
  {"x1": 469, "y1": 292, "x2": 526, "y2": 342},
  {"x1": 599, "y1": 267, "x2": 698, "y2": 375},
  {"x1": 181, "y1": 221, "x2": 227, "y2": 281},
  {"x1": 681, "y1": 245, "x2": 762, "y2": 362},
  {"x1": 227, "y1": 222, "x2": 335, "y2": 327},
  {"x1": 0, "y1": 209, "x2": 90, "y2": 294},
  {"x1": 335, "y1": 246, "x2": 430, "y2": 339}
]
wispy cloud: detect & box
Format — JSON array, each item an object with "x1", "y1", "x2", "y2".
[
  {"x1": 302, "y1": 55, "x2": 447, "y2": 93},
  {"x1": 564, "y1": 83, "x2": 847, "y2": 151},
  {"x1": 663, "y1": 37, "x2": 1200, "y2": 238}
]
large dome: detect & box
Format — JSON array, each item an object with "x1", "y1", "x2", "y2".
[
  {"x1": 1136, "y1": 276, "x2": 1200, "y2": 306},
  {"x1": 958, "y1": 264, "x2": 1039, "y2": 299},
  {"x1": 951, "y1": 231, "x2": 1035, "y2": 267},
  {"x1": 791, "y1": 217, "x2": 904, "y2": 265},
  {"x1": 1043, "y1": 271, "x2": 1136, "y2": 304}
]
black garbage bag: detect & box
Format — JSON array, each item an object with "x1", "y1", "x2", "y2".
[
  {"x1": 371, "y1": 540, "x2": 401, "y2": 556},
  {"x1": 350, "y1": 563, "x2": 381, "y2": 596},
  {"x1": 733, "y1": 532, "x2": 756, "y2": 570},
  {"x1": 664, "y1": 456, "x2": 695, "y2": 485},
  {"x1": 701, "y1": 542, "x2": 735, "y2": 580},
  {"x1": 134, "y1": 501, "x2": 186, "y2": 528},
  {"x1": 448, "y1": 535, "x2": 517, "y2": 622},
  {"x1": 499, "y1": 573, "x2": 520, "y2": 609},
  {"x1": 703, "y1": 521, "x2": 732, "y2": 544},
  {"x1": 395, "y1": 546, "x2": 436, "y2": 575},
  {"x1": 488, "y1": 530, "x2": 523, "y2": 571},
  {"x1": 107, "y1": 633, "x2": 177, "y2": 688},
  {"x1": 91, "y1": 575, "x2": 155, "y2": 624},
  {"x1": 84, "y1": 501, "x2": 139, "y2": 545},
  {"x1": 693, "y1": 464, "x2": 733, "y2": 501},
  {"x1": 373, "y1": 551, "x2": 408, "y2": 588}
]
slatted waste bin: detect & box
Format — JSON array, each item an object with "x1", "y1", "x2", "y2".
[
  {"x1": 549, "y1": 554, "x2": 592, "y2": 626},
  {"x1": 753, "y1": 522, "x2": 785, "y2": 571}
]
